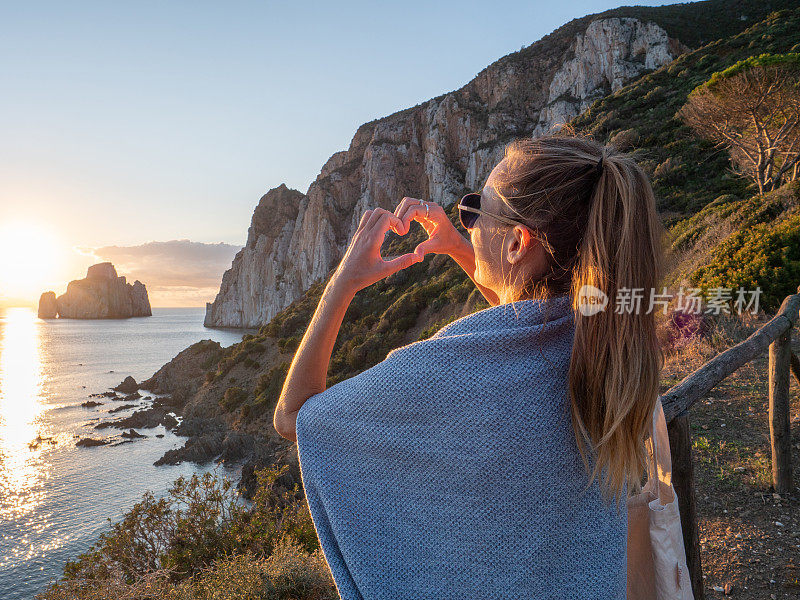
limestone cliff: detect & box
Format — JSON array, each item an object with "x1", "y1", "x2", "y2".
[
  {"x1": 40, "y1": 262, "x2": 153, "y2": 319},
  {"x1": 205, "y1": 15, "x2": 689, "y2": 328}
]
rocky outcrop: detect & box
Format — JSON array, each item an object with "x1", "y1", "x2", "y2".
[
  {"x1": 94, "y1": 407, "x2": 178, "y2": 431},
  {"x1": 76, "y1": 437, "x2": 109, "y2": 448},
  {"x1": 37, "y1": 292, "x2": 58, "y2": 319},
  {"x1": 43, "y1": 262, "x2": 153, "y2": 319},
  {"x1": 531, "y1": 18, "x2": 684, "y2": 137},
  {"x1": 154, "y1": 420, "x2": 255, "y2": 466},
  {"x1": 205, "y1": 16, "x2": 688, "y2": 328},
  {"x1": 113, "y1": 376, "x2": 139, "y2": 394},
  {"x1": 139, "y1": 339, "x2": 224, "y2": 405},
  {"x1": 204, "y1": 186, "x2": 305, "y2": 328}
]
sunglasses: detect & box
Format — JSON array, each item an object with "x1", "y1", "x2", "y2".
[
  {"x1": 457, "y1": 192, "x2": 556, "y2": 255},
  {"x1": 457, "y1": 192, "x2": 531, "y2": 231}
]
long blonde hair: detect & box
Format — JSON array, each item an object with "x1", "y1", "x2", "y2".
[{"x1": 490, "y1": 127, "x2": 666, "y2": 507}]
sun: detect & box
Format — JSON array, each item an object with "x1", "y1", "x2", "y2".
[{"x1": 0, "y1": 221, "x2": 63, "y2": 305}]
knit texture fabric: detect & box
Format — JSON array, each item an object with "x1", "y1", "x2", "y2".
[{"x1": 295, "y1": 294, "x2": 627, "y2": 599}]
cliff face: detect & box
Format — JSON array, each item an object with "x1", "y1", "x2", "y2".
[
  {"x1": 531, "y1": 18, "x2": 683, "y2": 137},
  {"x1": 40, "y1": 262, "x2": 153, "y2": 319},
  {"x1": 205, "y1": 16, "x2": 688, "y2": 328},
  {"x1": 204, "y1": 185, "x2": 306, "y2": 328}
]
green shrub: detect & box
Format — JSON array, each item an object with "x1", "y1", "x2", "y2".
[
  {"x1": 221, "y1": 387, "x2": 248, "y2": 411},
  {"x1": 39, "y1": 466, "x2": 323, "y2": 599},
  {"x1": 252, "y1": 362, "x2": 290, "y2": 413},
  {"x1": 692, "y1": 214, "x2": 800, "y2": 312}
]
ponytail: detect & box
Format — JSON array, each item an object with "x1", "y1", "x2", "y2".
[
  {"x1": 492, "y1": 129, "x2": 666, "y2": 508},
  {"x1": 569, "y1": 147, "x2": 666, "y2": 508}
]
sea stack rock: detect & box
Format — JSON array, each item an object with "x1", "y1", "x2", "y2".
[
  {"x1": 44, "y1": 262, "x2": 153, "y2": 319},
  {"x1": 38, "y1": 292, "x2": 58, "y2": 319}
]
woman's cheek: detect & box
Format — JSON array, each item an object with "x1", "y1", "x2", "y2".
[
  {"x1": 470, "y1": 231, "x2": 482, "y2": 283},
  {"x1": 474, "y1": 240, "x2": 491, "y2": 288}
]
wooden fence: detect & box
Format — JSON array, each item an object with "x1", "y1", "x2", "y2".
[{"x1": 660, "y1": 284, "x2": 800, "y2": 599}]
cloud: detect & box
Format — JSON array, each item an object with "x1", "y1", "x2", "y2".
[{"x1": 78, "y1": 240, "x2": 241, "y2": 306}]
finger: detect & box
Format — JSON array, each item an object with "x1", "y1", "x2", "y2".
[
  {"x1": 394, "y1": 196, "x2": 424, "y2": 215},
  {"x1": 365, "y1": 207, "x2": 391, "y2": 232},
  {"x1": 394, "y1": 197, "x2": 421, "y2": 233},
  {"x1": 398, "y1": 202, "x2": 431, "y2": 234},
  {"x1": 382, "y1": 252, "x2": 423, "y2": 274},
  {"x1": 368, "y1": 212, "x2": 403, "y2": 244},
  {"x1": 356, "y1": 209, "x2": 373, "y2": 233},
  {"x1": 393, "y1": 197, "x2": 412, "y2": 218},
  {"x1": 397, "y1": 198, "x2": 438, "y2": 233}
]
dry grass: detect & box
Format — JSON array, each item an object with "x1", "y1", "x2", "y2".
[
  {"x1": 38, "y1": 535, "x2": 337, "y2": 600},
  {"x1": 659, "y1": 304, "x2": 800, "y2": 598}
]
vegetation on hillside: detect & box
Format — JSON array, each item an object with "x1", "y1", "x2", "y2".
[
  {"x1": 666, "y1": 180, "x2": 800, "y2": 312},
  {"x1": 38, "y1": 466, "x2": 336, "y2": 600},
  {"x1": 677, "y1": 52, "x2": 800, "y2": 194},
  {"x1": 572, "y1": 9, "x2": 800, "y2": 216}
]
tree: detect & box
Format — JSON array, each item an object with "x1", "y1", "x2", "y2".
[{"x1": 677, "y1": 53, "x2": 800, "y2": 194}]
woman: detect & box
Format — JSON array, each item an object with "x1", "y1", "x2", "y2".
[{"x1": 273, "y1": 130, "x2": 665, "y2": 599}]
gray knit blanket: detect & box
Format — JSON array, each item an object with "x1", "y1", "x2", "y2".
[{"x1": 295, "y1": 294, "x2": 627, "y2": 599}]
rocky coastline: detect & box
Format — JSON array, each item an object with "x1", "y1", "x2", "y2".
[{"x1": 78, "y1": 337, "x2": 295, "y2": 498}]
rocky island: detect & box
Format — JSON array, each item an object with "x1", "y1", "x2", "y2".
[{"x1": 38, "y1": 262, "x2": 152, "y2": 319}]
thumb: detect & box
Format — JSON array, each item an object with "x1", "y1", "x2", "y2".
[
  {"x1": 413, "y1": 238, "x2": 439, "y2": 259},
  {"x1": 383, "y1": 252, "x2": 423, "y2": 274}
]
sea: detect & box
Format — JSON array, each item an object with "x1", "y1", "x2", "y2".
[{"x1": 0, "y1": 307, "x2": 250, "y2": 600}]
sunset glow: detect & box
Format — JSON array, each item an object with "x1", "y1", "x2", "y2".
[
  {"x1": 0, "y1": 308, "x2": 46, "y2": 514},
  {"x1": 0, "y1": 222, "x2": 64, "y2": 306}
]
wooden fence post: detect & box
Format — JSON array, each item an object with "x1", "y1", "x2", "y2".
[
  {"x1": 768, "y1": 327, "x2": 793, "y2": 494},
  {"x1": 668, "y1": 412, "x2": 705, "y2": 600}
]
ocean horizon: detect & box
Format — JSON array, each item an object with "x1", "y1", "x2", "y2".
[{"x1": 0, "y1": 307, "x2": 250, "y2": 600}]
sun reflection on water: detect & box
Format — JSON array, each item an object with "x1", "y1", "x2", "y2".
[{"x1": 0, "y1": 307, "x2": 46, "y2": 519}]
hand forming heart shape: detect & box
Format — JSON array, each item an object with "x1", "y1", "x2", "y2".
[{"x1": 332, "y1": 197, "x2": 465, "y2": 294}]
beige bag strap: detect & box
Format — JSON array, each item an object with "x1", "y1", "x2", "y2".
[{"x1": 647, "y1": 397, "x2": 675, "y2": 506}]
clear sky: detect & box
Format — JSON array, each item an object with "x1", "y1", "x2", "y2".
[{"x1": 0, "y1": 0, "x2": 678, "y2": 307}]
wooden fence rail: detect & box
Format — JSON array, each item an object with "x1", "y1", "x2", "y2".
[{"x1": 658, "y1": 284, "x2": 800, "y2": 599}]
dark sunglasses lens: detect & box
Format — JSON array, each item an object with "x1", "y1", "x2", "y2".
[{"x1": 459, "y1": 193, "x2": 481, "y2": 229}]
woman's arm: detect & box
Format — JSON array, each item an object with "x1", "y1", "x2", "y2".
[
  {"x1": 273, "y1": 275, "x2": 355, "y2": 442},
  {"x1": 273, "y1": 207, "x2": 421, "y2": 442}
]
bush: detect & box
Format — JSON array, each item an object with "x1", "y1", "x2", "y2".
[
  {"x1": 653, "y1": 156, "x2": 683, "y2": 185},
  {"x1": 174, "y1": 539, "x2": 336, "y2": 600},
  {"x1": 609, "y1": 127, "x2": 640, "y2": 150},
  {"x1": 221, "y1": 387, "x2": 248, "y2": 411},
  {"x1": 692, "y1": 214, "x2": 800, "y2": 312},
  {"x1": 38, "y1": 466, "x2": 326, "y2": 600},
  {"x1": 252, "y1": 362, "x2": 290, "y2": 413}
]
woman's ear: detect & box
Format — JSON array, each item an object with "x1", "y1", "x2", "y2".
[{"x1": 505, "y1": 225, "x2": 531, "y2": 265}]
